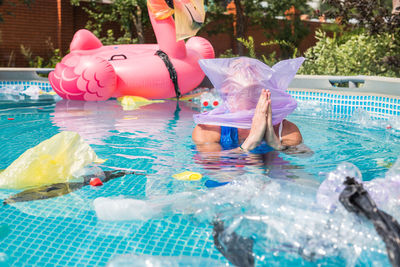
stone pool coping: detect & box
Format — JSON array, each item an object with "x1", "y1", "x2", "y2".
[{"x1": 290, "y1": 75, "x2": 400, "y2": 97}]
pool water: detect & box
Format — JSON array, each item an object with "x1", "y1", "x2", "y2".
[{"x1": 0, "y1": 95, "x2": 399, "y2": 266}]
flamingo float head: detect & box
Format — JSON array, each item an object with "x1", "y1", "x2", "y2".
[{"x1": 148, "y1": 0, "x2": 206, "y2": 41}]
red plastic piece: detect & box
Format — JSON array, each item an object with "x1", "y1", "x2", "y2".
[
  {"x1": 7, "y1": 118, "x2": 14, "y2": 120},
  {"x1": 203, "y1": 101, "x2": 209, "y2": 107},
  {"x1": 213, "y1": 101, "x2": 219, "y2": 106},
  {"x1": 90, "y1": 177, "x2": 103, "y2": 186}
]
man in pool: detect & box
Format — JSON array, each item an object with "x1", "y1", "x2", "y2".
[
  {"x1": 192, "y1": 57, "x2": 305, "y2": 153},
  {"x1": 192, "y1": 88, "x2": 302, "y2": 153}
]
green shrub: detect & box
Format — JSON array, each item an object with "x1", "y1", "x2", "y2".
[
  {"x1": 219, "y1": 36, "x2": 278, "y2": 66},
  {"x1": 20, "y1": 38, "x2": 62, "y2": 68},
  {"x1": 300, "y1": 30, "x2": 400, "y2": 77}
]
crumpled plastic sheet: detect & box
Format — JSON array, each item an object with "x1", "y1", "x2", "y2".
[
  {"x1": 0, "y1": 131, "x2": 104, "y2": 189},
  {"x1": 94, "y1": 157, "x2": 400, "y2": 265},
  {"x1": 317, "y1": 159, "x2": 400, "y2": 218},
  {"x1": 107, "y1": 254, "x2": 225, "y2": 267}
]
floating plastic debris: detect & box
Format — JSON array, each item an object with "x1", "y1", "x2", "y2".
[
  {"x1": 172, "y1": 171, "x2": 202, "y2": 181},
  {"x1": 107, "y1": 254, "x2": 226, "y2": 267}
]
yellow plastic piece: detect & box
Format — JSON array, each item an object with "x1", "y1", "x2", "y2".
[
  {"x1": 376, "y1": 159, "x2": 393, "y2": 168},
  {"x1": 117, "y1": 96, "x2": 164, "y2": 111},
  {"x1": 0, "y1": 131, "x2": 105, "y2": 189},
  {"x1": 167, "y1": 92, "x2": 203, "y2": 102},
  {"x1": 39, "y1": 90, "x2": 57, "y2": 95},
  {"x1": 172, "y1": 171, "x2": 202, "y2": 181}
]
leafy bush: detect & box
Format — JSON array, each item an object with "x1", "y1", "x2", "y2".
[
  {"x1": 312, "y1": 0, "x2": 400, "y2": 77},
  {"x1": 70, "y1": 0, "x2": 147, "y2": 45},
  {"x1": 20, "y1": 38, "x2": 62, "y2": 68},
  {"x1": 299, "y1": 30, "x2": 400, "y2": 77},
  {"x1": 219, "y1": 36, "x2": 278, "y2": 66}
]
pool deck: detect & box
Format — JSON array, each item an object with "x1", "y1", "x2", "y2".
[
  {"x1": 290, "y1": 75, "x2": 400, "y2": 97},
  {"x1": 0, "y1": 68, "x2": 53, "y2": 81}
]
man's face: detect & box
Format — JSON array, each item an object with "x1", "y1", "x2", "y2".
[{"x1": 222, "y1": 82, "x2": 260, "y2": 113}]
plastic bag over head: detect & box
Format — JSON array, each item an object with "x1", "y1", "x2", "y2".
[
  {"x1": 0, "y1": 131, "x2": 105, "y2": 189},
  {"x1": 194, "y1": 57, "x2": 304, "y2": 128}
]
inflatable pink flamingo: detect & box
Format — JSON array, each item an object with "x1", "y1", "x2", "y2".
[{"x1": 49, "y1": 0, "x2": 214, "y2": 101}]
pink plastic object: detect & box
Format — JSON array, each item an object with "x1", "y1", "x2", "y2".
[{"x1": 48, "y1": 6, "x2": 214, "y2": 101}]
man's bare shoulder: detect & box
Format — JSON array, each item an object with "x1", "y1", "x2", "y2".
[
  {"x1": 192, "y1": 124, "x2": 221, "y2": 144},
  {"x1": 281, "y1": 120, "x2": 303, "y2": 146}
]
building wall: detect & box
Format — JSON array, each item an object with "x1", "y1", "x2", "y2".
[
  {"x1": 0, "y1": 0, "x2": 75, "y2": 67},
  {"x1": 0, "y1": 0, "x2": 324, "y2": 67}
]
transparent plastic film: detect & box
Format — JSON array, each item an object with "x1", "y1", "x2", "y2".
[
  {"x1": 174, "y1": 0, "x2": 205, "y2": 41},
  {"x1": 0, "y1": 131, "x2": 105, "y2": 189}
]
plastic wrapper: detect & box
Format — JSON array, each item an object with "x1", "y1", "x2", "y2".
[
  {"x1": 174, "y1": 0, "x2": 205, "y2": 41},
  {"x1": 94, "y1": 192, "x2": 194, "y2": 221},
  {"x1": 107, "y1": 254, "x2": 226, "y2": 267},
  {"x1": 199, "y1": 91, "x2": 221, "y2": 108},
  {"x1": 317, "y1": 159, "x2": 400, "y2": 217},
  {"x1": 0, "y1": 131, "x2": 105, "y2": 189},
  {"x1": 194, "y1": 57, "x2": 304, "y2": 128},
  {"x1": 148, "y1": 0, "x2": 205, "y2": 41},
  {"x1": 172, "y1": 171, "x2": 202, "y2": 181},
  {"x1": 117, "y1": 96, "x2": 164, "y2": 111}
]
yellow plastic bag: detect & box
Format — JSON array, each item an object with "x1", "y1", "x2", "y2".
[
  {"x1": 172, "y1": 171, "x2": 202, "y2": 181},
  {"x1": 117, "y1": 96, "x2": 164, "y2": 111},
  {"x1": 0, "y1": 131, "x2": 105, "y2": 189}
]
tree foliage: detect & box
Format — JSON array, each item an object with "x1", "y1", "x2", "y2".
[
  {"x1": 204, "y1": 0, "x2": 312, "y2": 57},
  {"x1": 70, "y1": 0, "x2": 148, "y2": 45},
  {"x1": 300, "y1": 30, "x2": 400, "y2": 77},
  {"x1": 70, "y1": 0, "x2": 313, "y2": 57},
  {"x1": 0, "y1": 0, "x2": 34, "y2": 22},
  {"x1": 323, "y1": 0, "x2": 399, "y2": 35},
  {"x1": 313, "y1": 0, "x2": 400, "y2": 75}
]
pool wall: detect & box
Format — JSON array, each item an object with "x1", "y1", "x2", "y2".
[
  {"x1": 289, "y1": 75, "x2": 400, "y2": 119},
  {"x1": 1, "y1": 68, "x2": 399, "y2": 119},
  {"x1": 0, "y1": 68, "x2": 53, "y2": 92}
]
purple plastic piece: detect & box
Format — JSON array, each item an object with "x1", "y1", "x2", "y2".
[{"x1": 194, "y1": 57, "x2": 305, "y2": 129}]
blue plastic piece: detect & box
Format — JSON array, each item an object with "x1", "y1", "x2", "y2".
[{"x1": 205, "y1": 180, "x2": 229, "y2": 188}]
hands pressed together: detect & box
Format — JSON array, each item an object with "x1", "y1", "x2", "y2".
[{"x1": 239, "y1": 89, "x2": 286, "y2": 152}]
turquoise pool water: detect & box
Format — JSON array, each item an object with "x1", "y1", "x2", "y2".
[{"x1": 0, "y1": 84, "x2": 399, "y2": 266}]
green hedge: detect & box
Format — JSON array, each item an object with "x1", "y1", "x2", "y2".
[{"x1": 299, "y1": 30, "x2": 400, "y2": 77}]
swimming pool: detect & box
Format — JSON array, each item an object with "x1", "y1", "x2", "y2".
[{"x1": 0, "y1": 79, "x2": 400, "y2": 266}]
